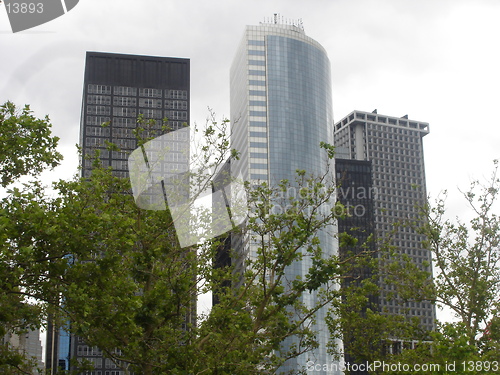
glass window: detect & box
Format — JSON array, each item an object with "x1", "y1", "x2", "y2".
[
  {"x1": 250, "y1": 131, "x2": 266, "y2": 138},
  {"x1": 112, "y1": 117, "x2": 135, "y2": 128},
  {"x1": 248, "y1": 40, "x2": 265, "y2": 46},
  {"x1": 251, "y1": 173, "x2": 268, "y2": 180},
  {"x1": 88, "y1": 84, "x2": 111, "y2": 94},
  {"x1": 139, "y1": 109, "x2": 163, "y2": 119},
  {"x1": 113, "y1": 107, "x2": 136, "y2": 117},
  {"x1": 86, "y1": 126, "x2": 110, "y2": 137},
  {"x1": 250, "y1": 111, "x2": 266, "y2": 117},
  {"x1": 249, "y1": 80, "x2": 266, "y2": 86},
  {"x1": 165, "y1": 100, "x2": 188, "y2": 110},
  {"x1": 165, "y1": 110, "x2": 188, "y2": 120},
  {"x1": 251, "y1": 163, "x2": 268, "y2": 169},
  {"x1": 112, "y1": 128, "x2": 134, "y2": 139},
  {"x1": 139, "y1": 98, "x2": 163, "y2": 108},
  {"x1": 249, "y1": 101, "x2": 266, "y2": 107},
  {"x1": 249, "y1": 70, "x2": 266, "y2": 76},
  {"x1": 113, "y1": 96, "x2": 137, "y2": 106},
  {"x1": 249, "y1": 60, "x2": 265, "y2": 66},
  {"x1": 87, "y1": 105, "x2": 110, "y2": 115},
  {"x1": 250, "y1": 152, "x2": 267, "y2": 159},
  {"x1": 139, "y1": 88, "x2": 162, "y2": 98},
  {"x1": 87, "y1": 95, "x2": 111, "y2": 105},
  {"x1": 250, "y1": 142, "x2": 267, "y2": 148},
  {"x1": 114, "y1": 86, "x2": 137, "y2": 96},
  {"x1": 249, "y1": 50, "x2": 265, "y2": 56},
  {"x1": 86, "y1": 116, "x2": 110, "y2": 126},
  {"x1": 166, "y1": 90, "x2": 188, "y2": 99}
]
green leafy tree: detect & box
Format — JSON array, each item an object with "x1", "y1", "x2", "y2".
[
  {"x1": 195, "y1": 166, "x2": 345, "y2": 374},
  {"x1": 378, "y1": 161, "x2": 500, "y2": 371},
  {"x1": 0, "y1": 101, "x2": 62, "y2": 187},
  {"x1": 1, "y1": 109, "x2": 356, "y2": 374},
  {"x1": 327, "y1": 237, "x2": 433, "y2": 372},
  {"x1": 50, "y1": 142, "x2": 350, "y2": 374},
  {"x1": 0, "y1": 101, "x2": 62, "y2": 374},
  {"x1": 420, "y1": 161, "x2": 500, "y2": 348}
]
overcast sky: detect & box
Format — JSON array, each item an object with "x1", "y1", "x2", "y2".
[
  {"x1": 2, "y1": 0, "x2": 499, "y2": 320},
  {"x1": 2, "y1": 0, "x2": 500, "y2": 219}
]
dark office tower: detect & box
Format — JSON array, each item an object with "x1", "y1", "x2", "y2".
[
  {"x1": 230, "y1": 19, "x2": 338, "y2": 374},
  {"x1": 211, "y1": 159, "x2": 233, "y2": 306},
  {"x1": 335, "y1": 158, "x2": 377, "y2": 374},
  {"x1": 335, "y1": 158, "x2": 377, "y2": 293},
  {"x1": 80, "y1": 51, "x2": 190, "y2": 178},
  {"x1": 52, "y1": 52, "x2": 190, "y2": 375},
  {"x1": 333, "y1": 110, "x2": 436, "y2": 338}
]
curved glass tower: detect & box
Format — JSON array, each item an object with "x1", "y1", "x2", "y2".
[{"x1": 230, "y1": 19, "x2": 339, "y2": 374}]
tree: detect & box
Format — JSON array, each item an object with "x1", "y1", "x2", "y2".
[
  {"x1": 195, "y1": 165, "x2": 344, "y2": 374},
  {"x1": 375, "y1": 161, "x2": 500, "y2": 371},
  {"x1": 1, "y1": 109, "x2": 355, "y2": 374},
  {"x1": 326, "y1": 233, "x2": 434, "y2": 371},
  {"x1": 420, "y1": 160, "x2": 500, "y2": 350},
  {"x1": 0, "y1": 101, "x2": 62, "y2": 187},
  {"x1": 48, "y1": 141, "x2": 348, "y2": 374},
  {"x1": 0, "y1": 101, "x2": 62, "y2": 374}
]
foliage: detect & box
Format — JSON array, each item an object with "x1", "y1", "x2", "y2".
[
  {"x1": 382, "y1": 321, "x2": 498, "y2": 374},
  {"x1": 0, "y1": 101, "x2": 62, "y2": 187},
  {"x1": 329, "y1": 161, "x2": 500, "y2": 371},
  {"x1": 195, "y1": 167, "x2": 344, "y2": 374},
  {"x1": 327, "y1": 238, "x2": 433, "y2": 370},
  {"x1": 419, "y1": 160, "x2": 500, "y2": 348},
  {"x1": 51, "y1": 143, "x2": 349, "y2": 374},
  {"x1": 0, "y1": 101, "x2": 62, "y2": 373},
  {"x1": 375, "y1": 160, "x2": 500, "y2": 370},
  {"x1": 2, "y1": 99, "x2": 498, "y2": 373},
  {"x1": 0, "y1": 108, "x2": 352, "y2": 374}
]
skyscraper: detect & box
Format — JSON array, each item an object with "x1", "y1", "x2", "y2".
[
  {"x1": 230, "y1": 18, "x2": 338, "y2": 374},
  {"x1": 334, "y1": 157, "x2": 377, "y2": 300},
  {"x1": 2, "y1": 328, "x2": 44, "y2": 373},
  {"x1": 80, "y1": 51, "x2": 190, "y2": 178},
  {"x1": 333, "y1": 110, "x2": 436, "y2": 338},
  {"x1": 334, "y1": 157, "x2": 377, "y2": 372},
  {"x1": 46, "y1": 51, "x2": 190, "y2": 375}
]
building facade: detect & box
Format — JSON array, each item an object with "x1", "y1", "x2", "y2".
[
  {"x1": 230, "y1": 19, "x2": 338, "y2": 374},
  {"x1": 333, "y1": 110, "x2": 436, "y2": 336},
  {"x1": 335, "y1": 157, "x2": 377, "y2": 295},
  {"x1": 2, "y1": 328, "x2": 44, "y2": 374},
  {"x1": 80, "y1": 51, "x2": 190, "y2": 179},
  {"x1": 45, "y1": 319, "x2": 70, "y2": 372},
  {"x1": 334, "y1": 158, "x2": 377, "y2": 373}
]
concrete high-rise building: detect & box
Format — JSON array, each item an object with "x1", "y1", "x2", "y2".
[
  {"x1": 334, "y1": 110, "x2": 436, "y2": 339},
  {"x1": 230, "y1": 18, "x2": 338, "y2": 374},
  {"x1": 45, "y1": 51, "x2": 191, "y2": 375},
  {"x1": 2, "y1": 328, "x2": 44, "y2": 374}
]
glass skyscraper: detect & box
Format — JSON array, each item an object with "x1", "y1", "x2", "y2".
[{"x1": 230, "y1": 19, "x2": 339, "y2": 374}]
